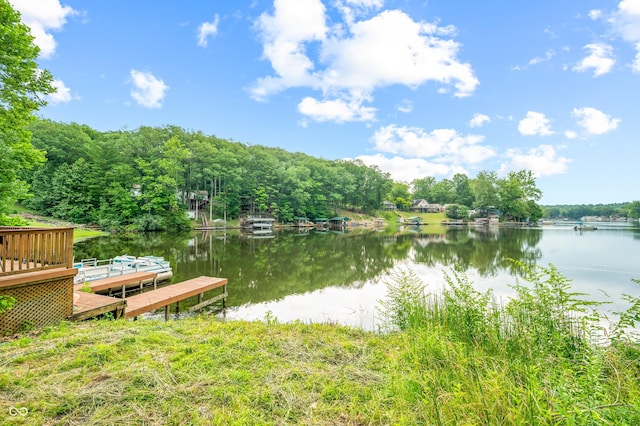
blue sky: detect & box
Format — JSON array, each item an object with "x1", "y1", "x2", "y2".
[{"x1": 11, "y1": 0, "x2": 640, "y2": 205}]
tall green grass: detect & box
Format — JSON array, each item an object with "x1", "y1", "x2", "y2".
[
  {"x1": 1, "y1": 264, "x2": 638, "y2": 424},
  {"x1": 378, "y1": 264, "x2": 640, "y2": 424}
]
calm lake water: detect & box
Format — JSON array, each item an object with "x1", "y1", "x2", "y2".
[{"x1": 73, "y1": 221, "x2": 640, "y2": 330}]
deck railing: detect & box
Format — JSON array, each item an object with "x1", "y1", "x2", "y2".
[{"x1": 0, "y1": 227, "x2": 74, "y2": 276}]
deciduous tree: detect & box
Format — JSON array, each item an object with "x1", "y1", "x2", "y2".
[{"x1": 0, "y1": 1, "x2": 54, "y2": 213}]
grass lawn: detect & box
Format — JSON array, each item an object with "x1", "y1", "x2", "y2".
[{"x1": 1, "y1": 254, "x2": 639, "y2": 425}]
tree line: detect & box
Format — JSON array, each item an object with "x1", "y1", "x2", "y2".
[
  {"x1": 544, "y1": 202, "x2": 640, "y2": 220},
  {"x1": 19, "y1": 120, "x2": 396, "y2": 230},
  {"x1": 389, "y1": 170, "x2": 544, "y2": 222},
  {"x1": 9, "y1": 120, "x2": 545, "y2": 231}
]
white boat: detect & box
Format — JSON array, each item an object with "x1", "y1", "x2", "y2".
[{"x1": 73, "y1": 255, "x2": 173, "y2": 284}]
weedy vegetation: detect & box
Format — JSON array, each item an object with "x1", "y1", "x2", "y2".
[
  {"x1": 0, "y1": 264, "x2": 638, "y2": 425},
  {"x1": 378, "y1": 263, "x2": 640, "y2": 425}
]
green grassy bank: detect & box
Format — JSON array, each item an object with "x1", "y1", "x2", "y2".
[
  {"x1": 1, "y1": 266, "x2": 639, "y2": 425},
  {"x1": 2, "y1": 209, "x2": 107, "y2": 242}
]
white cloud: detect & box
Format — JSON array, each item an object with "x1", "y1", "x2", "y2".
[
  {"x1": 251, "y1": 1, "x2": 478, "y2": 122},
  {"x1": 10, "y1": 0, "x2": 76, "y2": 58},
  {"x1": 633, "y1": 43, "x2": 640, "y2": 71},
  {"x1": 518, "y1": 111, "x2": 554, "y2": 136},
  {"x1": 600, "y1": 1, "x2": 640, "y2": 72},
  {"x1": 297, "y1": 96, "x2": 376, "y2": 122},
  {"x1": 129, "y1": 70, "x2": 169, "y2": 109},
  {"x1": 396, "y1": 99, "x2": 413, "y2": 113},
  {"x1": 320, "y1": 10, "x2": 477, "y2": 96},
  {"x1": 500, "y1": 145, "x2": 571, "y2": 177},
  {"x1": 343, "y1": 0, "x2": 384, "y2": 8},
  {"x1": 371, "y1": 125, "x2": 495, "y2": 164},
  {"x1": 469, "y1": 113, "x2": 490, "y2": 128},
  {"x1": 589, "y1": 9, "x2": 603, "y2": 20},
  {"x1": 197, "y1": 15, "x2": 220, "y2": 47},
  {"x1": 572, "y1": 107, "x2": 620, "y2": 135},
  {"x1": 529, "y1": 49, "x2": 555, "y2": 66},
  {"x1": 251, "y1": 0, "x2": 327, "y2": 100},
  {"x1": 565, "y1": 130, "x2": 578, "y2": 140},
  {"x1": 573, "y1": 43, "x2": 615, "y2": 76},
  {"x1": 356, "y1": 154, "x2": 456, "y2": 182},
  {"x1": 610, "y1": 0, "x2": 640, "y2": 42},
  {"x1": 46, "y1": 79, "x2": 73, "y2": 104}
]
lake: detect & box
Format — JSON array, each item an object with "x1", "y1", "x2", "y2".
[{"x1": 73, "y1": 221, "x2": 640, "y2": 330}]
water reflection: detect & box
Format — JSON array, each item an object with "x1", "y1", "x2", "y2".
[
  {"x1": 73, "y1": 224, "x2": 640, "y2": 329},
  {"x1": 410, "y1": 227, "x2": 543, "y2": 276}
]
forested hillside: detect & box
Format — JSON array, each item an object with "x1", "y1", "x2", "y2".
[
  {"x1": 22, "y1": 120, "x2": 395, "y2": 231},
  {"x1": 18, "y1": 120, "x2": 549, "y2": 231}
]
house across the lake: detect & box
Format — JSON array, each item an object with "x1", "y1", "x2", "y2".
[
  {"x1": 381, "y1": 201, "x2": 396, "y2": 211},
  {"x1": 410, "y1": 199, "x2": 442, "y2": 213}
]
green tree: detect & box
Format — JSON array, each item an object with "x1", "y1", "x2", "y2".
[
  {"x1": 628, "y1": 201, "x2": 640, "y2": 219},
  {"x1": 49, "y1": 158, "x2": 94, "y2": 222},
  {"x1": 430, "y1": 179, "x2": 456, "y2": 205},
  {"x1": 452, "y1": 173, "x2": 474, "y2": 207},
  {"x1": 411, "y1": 176, "x2": 435, "y2": 201},
  {"x1": 471, "y1": 171, "x2": 499, "y2": 210},
  {"x1": 497, "y1": 170, "x2": 542, "y2": 222},
  {"x1": 545, "y1": 207, "x2": 561, "y2": 219},
  {"x1": 510, "y1": 170, "x2": 542, "y2": 201},
  {"x1": 526, "y1": 200, "x2": 544, "y2": 223},
  {"x1": 389, "y1": 182, "x2": 411, "y2": 210},
  {"x1": 445, "y1": 204, "x2": 469, "y2": 219},
  {"x1": 0, "y1": 1, "x2": 55, "y2": 213}
]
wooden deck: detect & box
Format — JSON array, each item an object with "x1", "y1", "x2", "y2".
[
  {"x1": 1, "y1": 227, "x2": 74, "y2": 276},
  {"x1": 69, "y1": 291, "x2": 126, "y2": 321},
  {"x1": 1, "y1": 227, "x2": 76, "y2": 335},
  {"x1": 1, "y1": 267, "x2": 78, "y2": 290},
  {"x1": 74, "y1": 271, "x2": 158, "y2": 297},
  {"x1": 125, "y1": 276, "x2": 227, "y2": 319}
]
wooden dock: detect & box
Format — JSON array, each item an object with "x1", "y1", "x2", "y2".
[
  {"x1": 68, "y1": 274, "x2": 228, "y2": 322},
  {"x1": 125, "y1": 276, "x2": 228, "y2": 320},
  {"x1": 74, "y1": 271, "x2": 158, "y2": 298},
  {"x1": 69, "y1": 291, "x2": 126, "y2": 321}
]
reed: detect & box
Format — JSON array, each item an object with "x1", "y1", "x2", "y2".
[{"x1": 378, "y1": 264, "x2": 640, "y2": 424}]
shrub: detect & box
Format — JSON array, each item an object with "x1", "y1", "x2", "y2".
[
  {"x1": 0, "y1": 295, "x2": 16, "y2": 314},
  {"x1": 0, "y1": 213, "x2": 29, "y2": 226}
]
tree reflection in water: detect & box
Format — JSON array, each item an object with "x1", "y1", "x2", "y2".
[{"x1": 74, "y1": 227, "x2": 543, "y2": 308}]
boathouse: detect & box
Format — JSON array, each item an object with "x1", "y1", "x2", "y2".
[
  {"x1": 328, "y1": 217, "x2": 350, "y2": 229},
  {"x1": 294, "y1": 217, "x2": 310, "y2": 227}
]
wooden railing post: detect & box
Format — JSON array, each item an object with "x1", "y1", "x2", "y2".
[{"x1": 0, "y1": 227, "x2": 75, "y2": 276}]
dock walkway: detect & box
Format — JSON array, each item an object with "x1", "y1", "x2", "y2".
[
  {"x1": 74, "y1": 271, "x2": 158, "y2": 297},
  {"x1": 70, "y1": 291, "x2": 126, "y2": 321},
  {"x1": 124, "y1": 276, "x2": 227, "y2": 319}
]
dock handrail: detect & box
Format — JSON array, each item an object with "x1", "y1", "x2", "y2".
[{"x1": 0, "y1": 227, "x2": 74, "y2": 276}]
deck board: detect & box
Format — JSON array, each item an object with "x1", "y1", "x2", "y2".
[
  {"x1": 0, "y1": 267, "x2": 77, "y2": 289},
  {"x1": 69, "y1": 291, "x2": 126, "y2": 321},
  {"x1": 124, "y1": 276, "x2": 227, "y2": 318},
  {"x1": 74, "y1": 271, "x2": 158, "y2": 293}
]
